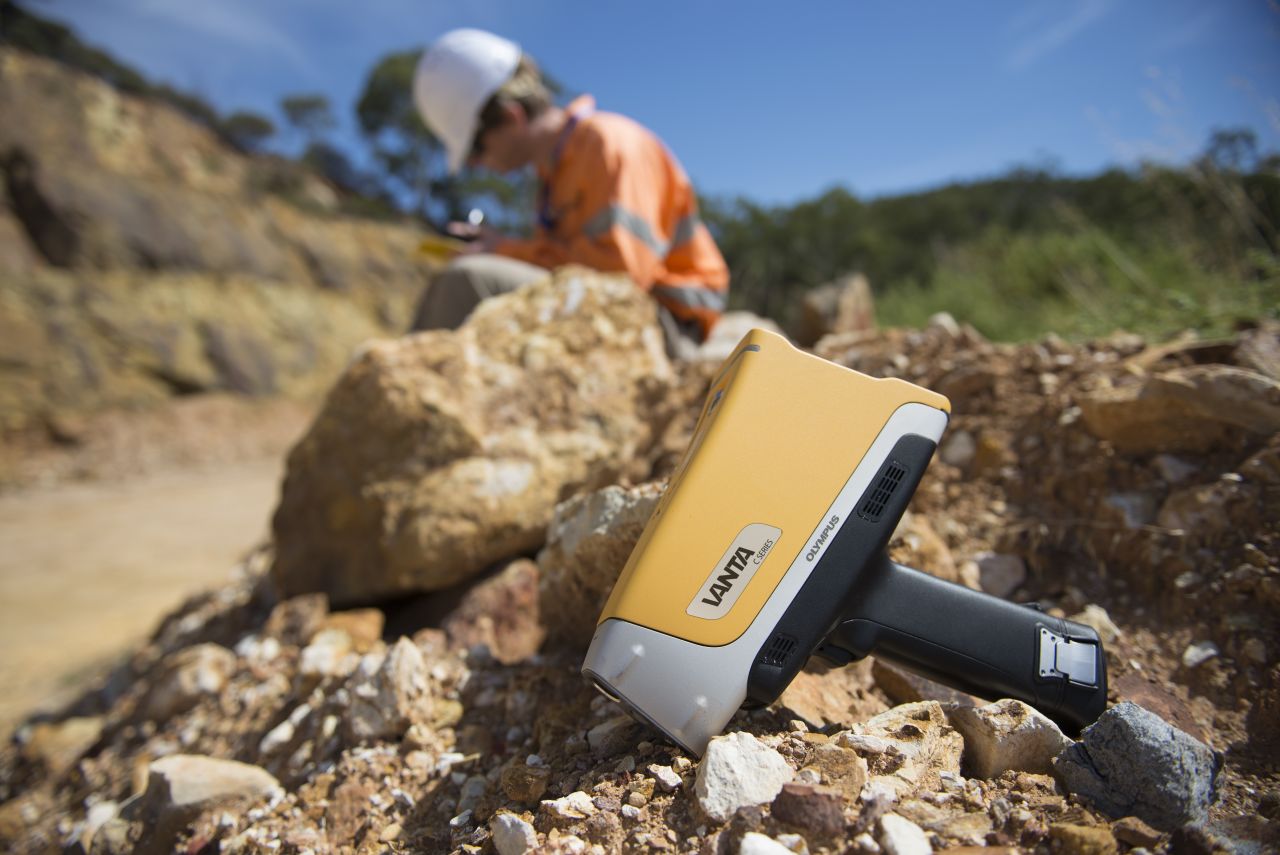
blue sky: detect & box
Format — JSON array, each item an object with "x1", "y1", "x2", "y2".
[{"x1": 40, "y1": 0, "x2": 1280, "y2": 204}]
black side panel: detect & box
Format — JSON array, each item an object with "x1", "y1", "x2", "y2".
[{"x1": 745, "y1": 433, "x2": 938, "y2": 707}]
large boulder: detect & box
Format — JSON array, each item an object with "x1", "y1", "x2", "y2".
[{"x1": 271, "y1": 268, "x2": 674, "y2": 605}]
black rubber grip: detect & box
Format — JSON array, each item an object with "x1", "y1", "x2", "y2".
[{"x1": 829, "y1": 554, "x2": 1107, "y2": 732}]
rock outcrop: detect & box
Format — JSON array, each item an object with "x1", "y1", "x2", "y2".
[
  {"x1": 0, "y1": 49, "x2": 433, "y2": 437},
  {"x1": 271, "y1": 267, "x2": 674, "y2": 605}
]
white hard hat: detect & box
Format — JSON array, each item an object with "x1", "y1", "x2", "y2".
[{"x1": 414, "y1": 29, "x2": 521, "y2": 174}]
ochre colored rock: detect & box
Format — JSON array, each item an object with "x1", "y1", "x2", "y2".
[
  {"x1": 271, "y1": 268, "x2": 672, "y2": 604},
  {"x1": 1078, "y1": 365, "x2": 1280, "y2": 453}
]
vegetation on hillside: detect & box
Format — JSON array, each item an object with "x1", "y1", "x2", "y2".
[{"x1": 3, "y1": 0, "x2": 1277, "y2": 343}]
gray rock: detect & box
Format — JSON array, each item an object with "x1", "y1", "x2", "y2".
[
  {"x1": 938, "y1": 431, "x2": 976, "y2": 469},
  {"x1": 141, "y1": 643, "x2": 236, "y2": 721},
  {"x1": 739, "y1": 832, "x2": 797, "y2": 855},
  {"x1": 133, "y1": 754, "x2": 280, "y2": 816},
  {"x1": 648, "y1": 763, "x2": 683, "y2": 793},
  {"x1": 490, "y1": 812, "x2": 538, "y2": 855},
  {"x1": 695, "y1": 731, "x2": 795, "y2": 823},
  {"x1": 973, "y1": 552, "x2": 1026, "y2": 598},
  {"x1": 1182, "y1": 641, "x2": 1219, "y2": 668},
  {"x1": 1053, "y1": 701, "x2": 1220, "y2": 829},
  {"x1": 949, "y1": 699, "x2": 1071, "y2": 778},
  {"x1": 121, "y1": 753, "x2": 281, "y2": 854},
  {"x1": 877, "y1": 813, "x2": 932, "y2": 855},
  {"x1": 343, "y1": 637, "x2": 434, "y2": 743}
]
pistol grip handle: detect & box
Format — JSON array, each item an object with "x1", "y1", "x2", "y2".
[{"x1": 829, "y1": 555, "x2": 1107, "y2": 732}]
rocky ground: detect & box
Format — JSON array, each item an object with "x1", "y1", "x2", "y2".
[{"x1": 0, "y1": 277, "x2": 1277, "y2": 854}]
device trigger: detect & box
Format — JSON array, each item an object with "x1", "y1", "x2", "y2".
[{"x1": 814, "y1": 643, "x2": 855, "y2": 667}]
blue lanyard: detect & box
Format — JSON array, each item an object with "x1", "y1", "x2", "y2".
[{"x1": 537, "y1": 109, "x2": 589, "y2": 232}]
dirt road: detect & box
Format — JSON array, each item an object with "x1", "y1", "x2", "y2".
[{"x1": 0, "y1": 458, "x2": 285, "y2": 735}]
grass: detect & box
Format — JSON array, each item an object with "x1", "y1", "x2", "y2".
[{"x1": 875, "y1": 223, "x2": 1280, "y2": 343}]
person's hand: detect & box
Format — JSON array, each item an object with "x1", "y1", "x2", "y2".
[{"x1": 446, "y1": 221, "x2": 502, "y2": 254}]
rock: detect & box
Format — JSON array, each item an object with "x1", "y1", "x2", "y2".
[
  {"x1": 938, "y1": 430, "x2": 976, "y2": 469},
  {"x1": 457, "y1": 774, "x2": 487, "y2": 813},
  {"x1": 839, "y1": 702, "x2": 963, "y2": 796},
  {"x1": 770, "y1": 782, "x2": 846, "y2": 837},
  {"x1": 343, "y1": 637, "x2": 433, "y2": 742},
  {"x1": 1078, "y1": 365, "x2": 1280, "y2": 453},
  {"x1": 140, "y1": 643, "x2": 236, "y2": 721},
  {"x1": 298, "y1": 628, "x2": 357, "y2": 684},
  {"x1": 695, "y1": 731, "x2": 795, "y2": 823},
  {"x1": 587, "y1": 713, "x2": 642, "y2": 756},
  {"x1": 891, "y1": 513, "x2": 970, "y2": 589},
  {"x1": 1047, "y1": 823, "x2": 1117, "y2": 855},
  {"x1": 698, "y1": 312, "x2": 787, "y2": 363},
  {"x1": 1053, "y1": 701, "x2": 1221, "y2": 829},
  {"x1": 128, "y1": 754, "x2": 279, "y2": 821},
  {"x1": 317, "y1": 608, "x2": 385, "y2": 652},
  {"x1": 778, "y1": 659, "x2": 885, "y2": 730},
  {"x1": 1182, "y1": 641, "x2": 1219, "y2": 668},
  {"x1": 540, "y1": 791, "x2": 598, "y2": 822},
  {"x1": 20, "y1": 715, "x2": 103, "y2": 776},
  {"x1": 537, "y1": 481, "x2": 663, "y2": 647},
  {"x1": 796, "y1": 273, "x2": 876, "y2": 348},
  {"x1": 272, "y1": 268, "x2": 673, "y2": 605},
  {"x1": 871, "y1": 660, "x2": 979, "y2": 708},
  {"x1": 894, "y1": 797, "x2": 992, "y2": 846},
  {"x1": 0, "y1": 51, "x2": 434, "y2": 436},
  {"x1": 948, "y1": 699, "x2": 1072, "y2": 778},
  {"x1": 263, "y1": 594, "x2": 330, "y2": 646},
  {"x1": 491, "y1": 812, "x2": 539, "y2": 855},
  {"x1": 877, "y1": 813, "x2": 932, "y2": 855},
  {"x1": 739, "y1": 832, "x2": 798, "y2": 855},
  {"x1": 501, "y1": 761, "x2": 552, "y2": 803},
  {"x1": 648, "y1": 764, "x2": 683, "y2": 793},
  {"x1": 1102, "y1": 492, "x2": 1158, "y2": 529},
  {"x1": 1241, "y1": 637, "x2": 1268, "y2": 665},
  {"x1": 1156, "y1": 477, "x2": 1255, "y2": 535},
  {"x1": 972, "y1": 552, "x2": 1027, "y2": 598},
  {"x1": 928, "y1": 312, "x2": 962, "y2": 338},
  {"x1": 442, "y1": 559, "x2": 545, "y2": 663},
  {"x1": 802, "y1": 742, "x2": 869, "y2": 802},
  {"x1": 1110, "y1": 816, "x2": 1163, "y2": 848},
  {"x1": 1068, "y1": 604, "x2": 1121, "y2": 644}
]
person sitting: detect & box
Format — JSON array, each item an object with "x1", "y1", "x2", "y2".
[{"x1": 411, "y1": 28, "x2": 730, "y2": 356}]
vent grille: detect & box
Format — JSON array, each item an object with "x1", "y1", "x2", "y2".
[
  {"x1": 857, "y1": 459, "x2": 908, "y2": 522},
  {"x1": 759, "y1": 634, "x2": 798, "y2": 668}
]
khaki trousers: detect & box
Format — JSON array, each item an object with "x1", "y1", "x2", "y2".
[
  {"x1": 410, "y1": 253, "x2": 703, "y2": 360},
  {"x1": 410, "y1": 254, "x2": 548, "y2": 332}
]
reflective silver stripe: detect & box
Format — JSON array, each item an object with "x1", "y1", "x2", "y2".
[
  {"x1": 669, "y1": 214, "x2": 701, "y2": 250},
  {"x1": 653, "y1": 284, "x2": 727, "y2": 312},
  {"x1": 583, "y1": 204, "x2": 669, "y2": 257}
]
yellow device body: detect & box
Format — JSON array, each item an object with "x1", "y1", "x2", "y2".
[{"x1": 597, "y1": 328, "x2": 951, "y2": 648}]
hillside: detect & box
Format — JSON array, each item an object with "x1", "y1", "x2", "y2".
[{"x1": 0, "y1": 33, "x2": 1278, "y2": 855}]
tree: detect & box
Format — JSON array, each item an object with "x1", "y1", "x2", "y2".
[
  {"x1": 220, "y1": 111, "x2": 276, "y2": 153},
  {"x1": 1203, "y1": 128, "x2": 1259, "y2": 174},
  {"x1": 355, "y1": 49, "x2": 459, "y2": 222},
  {"x1": 281, "y1": 94, "x2": 337, "y2": 149}
]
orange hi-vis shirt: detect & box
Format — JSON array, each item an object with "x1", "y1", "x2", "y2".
[{"x1": 493, "y1": 95, "x2": 730, "y2": 339}]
